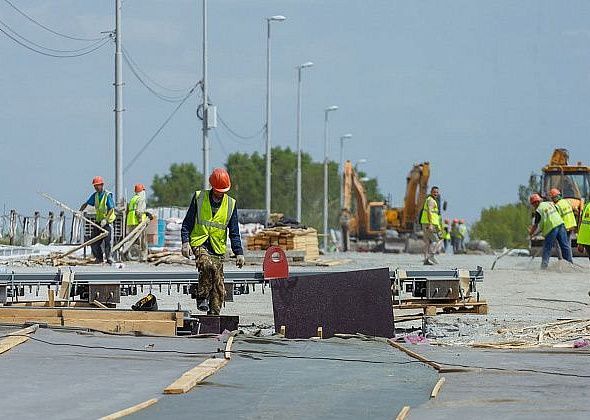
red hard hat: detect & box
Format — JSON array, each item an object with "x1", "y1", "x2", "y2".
[
  {"x1": 209, "y1": 168, "x2": 231, "y2": 193},
  {"x1": 92, "y1": 176, "x2": 104, "y2": 186},
  {"x1": 453, "y1": 218, "x2": 459, "y2": 223},
  {"x1": 460, "y1": 219, "x2": 465, "y2": 223},
  {"x1": 134, "y1": 183, "x2": 145, "y2": 193},
  {"x1": 529, "y1": 193, "x2": 542, "y2": 205},
  {"x1": 549, "y1": 188, "x2": 561, "y2": 198}
]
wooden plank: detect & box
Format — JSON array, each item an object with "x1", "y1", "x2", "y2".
[
  {"x1": 92, "y1": 300, "x2": 108, "y2": 309},
  {"x1": 396, "y1": 406, "x2": 411, "y2": 420},
  {"x1": 393, "y1": 300, "x2": 487, "y2": 310},
  {"x1": 224, "y1": 332, "x2": 236, "y2": 360},
  {"x1": 164, "y1": 358, "x2": 228, "y2": 394},
  {"x1": 48, "y1": 289, "x2": 55, "y2": 307},
  {"x1": 0, "y1": 317, "x2": 63, "y2": 326},
  {"x1": 430, "y1": 377, "x2": 446, "y2": 398},
  {"x1": 387, "y1": 339, "x2": 442, "y2": 371},
  {"x1": 62, "y1": 319, "x2": 176, "y2": 336},
  {"x1": 100, "y1": 398, "x2": 158, "y2": 420},
  {"x1": 0, "y1": 308, "x2": 62, "y2": 317},
  {"x1": 175, "y1": 311, "x2": 184, "y2": 328},
  {"x1": 62, "y1": 309, "x2": 178, "y2": 322},
  {"x1": 0, "y1": 324, "x2": 39, "y2": 355}
]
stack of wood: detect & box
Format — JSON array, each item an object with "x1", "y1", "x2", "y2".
[{"x1": 246, "y1": 227, "x2": 319, "y2": 260}]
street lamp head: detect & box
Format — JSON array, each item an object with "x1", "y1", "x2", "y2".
[
  {"x1": 341, "y1": 133, "x2": 352, "y2": 140},
  {"x1": 269, "y1": 15, "x2": 286, "y2": 21},
  {"x1": 325, "y1": 105, "x2": 339, "y2": 112},
  {"x1": 357, "y1": 158, "x2": 368, "y2": 164},
  {"x1": 299, "y1": 61, "x2": 314, "y2": 68}
]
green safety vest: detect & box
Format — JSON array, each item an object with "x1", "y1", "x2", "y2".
[
  {"x1": 443, "y1": 224, "x2": 451, "y2": 240},
  {"x1": 577, "y1": 202, "x2": 590, "y2": 246},
  {"x1": 95, "y1": 191, "x2": 116, "y2": 224},
  {"x1": 555, "y1": 199, "x2": 577, "y2": 231},
  {"x1": 190, "y1": 190, "x2": 236, "y2": 254},
  {"x1": 458, "y1": 224, "x2": 467, "y2": 238},
  {"x1": 420, "y1": 196, "x2": 441, "y2": 228},
  {"x1": 537, "y1": 201, "x2": 564, "y2": 237},
  {"x1": 126, "y1": 194, "x2": 146, "y2": 226}
]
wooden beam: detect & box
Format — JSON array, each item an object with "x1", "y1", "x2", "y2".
[
  {"x1": 62, "y1": 319, "x2": 176, "y2": 336},
  {"x1": 164, "y1": 358, "x2": 228, "y2": 394},
  {"x1": 47, "y1": 289, "x2": 55, "y2": 307},
  {"x1": 0, "y1": 324, "x2": 39, "y2": 355},
  {"x1": 100, "y1": 398, "x2": 158, "y2": 420},
  {"x1": 224, "y1": 332, "x2": 237, "y2": 360},
  {"x1": 92, "y1": 300, "x2": 109, "y2": 309},
  {"x1": 430, "y1": 377, "x2": 446, "y2": 398},
  {"x1": 62, "y1": 309, "x2": 179, "y2": 322},
  {"x1": 387, "y1": 339, "x2": 442, "y2": 371},
  {"x1": 395, "y1": 406, "x2": 410, "y2": 420}
]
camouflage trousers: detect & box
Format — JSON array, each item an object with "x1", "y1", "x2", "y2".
[{"x1": 192, "y1": 246, "x2": 225, "y2": 315}]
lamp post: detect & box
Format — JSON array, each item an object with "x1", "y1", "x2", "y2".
[
  {"x1": 323, "y1": 105, "x2": 339, "y2": 253},
  {"x1": 296, "y1": 61, "x2": 314, "y2": 223},
  {"x1": 265, "y1": 15, "x2": 286, "y2": 225},
  {"x1": 339, "y1": 134, "x2": 352, "y2": 208}
]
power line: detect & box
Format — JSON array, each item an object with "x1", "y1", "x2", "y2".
[
  {"x1": 122, "y1": 50, "x2": 196, "y2": 103},
  {"x1": 218, "y1": 112, "x2": 266, "y2": 141},
  {"x1": 213, "y1": 127, "x2": 230, "y2": 160},
  {"x1": 124, "y1": 83, "x2": 200, "y2": 173},
  {"x1": 0, "y1": 17, "x2": 109, "y2": 54},
  {"x1": 2, "y1": 0, "x2": 105, "y2": 41},
  {"x1": 0, "y1": 25, "x2": 111, "y2": 58}
]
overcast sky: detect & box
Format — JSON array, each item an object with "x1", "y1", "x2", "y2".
[{"x1": 1, "y1": 0, "x2": 590, "y2": 223}]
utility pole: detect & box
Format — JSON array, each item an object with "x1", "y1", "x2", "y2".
[
  {"x1": 114, "y1": 0, "x2": 123, "y2": 207},
  {"x1": 201, "y1": 0, "x2": 210, "y2": 189},
  {"x1": 296, "y1": 62, "x2": 313, "y2": 223}
]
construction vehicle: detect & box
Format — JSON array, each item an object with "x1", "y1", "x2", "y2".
[
  {"x1": 530, "y1": 148, "x2": 590, "y2": 255},
  {"x1": 340, "y1": 160, "x2": 439, "y2": 252}
]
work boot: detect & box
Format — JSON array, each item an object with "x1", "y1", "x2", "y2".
[
  {"x1": 197, "y1": 298, "x2": 209, "y2": 312},
  {"x1": 431, "y1": 256, "x2": 439, "y2": 264},
  {"x1": 423, "y1": 258, "x2": 434, "y2": 266}
]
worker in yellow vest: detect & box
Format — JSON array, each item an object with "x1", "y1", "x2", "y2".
[
  {"x1": 79, "y1": 176, "x2": 116, "y2": 264},
  {"x1": 549, "y1": 188, "x2": 577, "y2": 239},
  {"x1": 576, "y1": 201, "x2": 590, "y2": 261},
  {"x1": 528, "y1": 193, "x2": 572, "y2": 269},
  {"x1": 442, "y1": 219, "x2": 452, "y2": 253},
  {"x1": 126, "y1": 183, "x2": 149, "y2": 261},
  {"x1": 180, "y1": 168, "x2": 245, "y2": 315},
  {"x1": 420, "y1": 186, "x2": 441, "y2": 265}
]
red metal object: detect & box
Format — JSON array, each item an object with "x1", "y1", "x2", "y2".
[{"x1": 263, "y1": 246, "x2": 289, "y2": 280}]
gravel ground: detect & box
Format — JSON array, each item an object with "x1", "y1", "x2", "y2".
[{"x1": 5, "y1": 252, "x2": 590, "y2": 344}]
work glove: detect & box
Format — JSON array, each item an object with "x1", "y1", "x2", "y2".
[
  {"x1": 181, "y1": 242, "x2": 191, "y2": 258},
  {"x1": 236, "y1": 254, "x2": 245, "y2": 268},
  {"x1": 100, "y1": 219, "x2": 108, "y2": 227}
]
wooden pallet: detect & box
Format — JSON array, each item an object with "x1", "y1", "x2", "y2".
[{"x1": 394, "y1": 299, "x2": 488, "y2": 318}]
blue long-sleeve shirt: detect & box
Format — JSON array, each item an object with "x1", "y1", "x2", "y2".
[{"x1": 181, "y1": 190, "x2": 243, "y2": 256}]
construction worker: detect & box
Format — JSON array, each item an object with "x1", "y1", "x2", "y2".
[
  {"x1": 577, "y1": 200, "x2": 590, "y2": 261},
  {"x1": 528, "y1": 193, "x2": 572, "y2": 269},
  {"x1": 180, "y1": 168, "x2": 245, "y2": 315},
  {"x1": 125, "y1": 183, "x2": 149, "y2": 261},
  {"x1": 549, "y1": 188, "x2": 577, "y2": 240},
  {"x1": 458, "y1": 219, "x2": 468, "y2": 252},
  {"x1": 79, "y1": 176, "x2": 115, "y2": 264},
  {"x1": 451, "y1": 218, "x2": 460, "y2": 254},
  {"x1": 442, "y1": 219, "x2": 452, "y2": 253},
  {"x1": 420, "y1": 186, "x2": 441, "y2": 265}
]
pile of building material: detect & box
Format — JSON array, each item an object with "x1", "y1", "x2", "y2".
[
  {"x1": 164, "y1": 218, "x2": 183, "y2": 250},
  {"x1": 246, "y1": 227, "x2": 319, "y2": 261}
]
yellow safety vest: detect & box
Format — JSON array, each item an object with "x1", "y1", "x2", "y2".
[
  {"x1": 190, "y1": 190, "x2": 236, "y2": 254},
  {"x1": 577, "y1": 203, "x2": 590, "y2": 246},
  {"x1": 126, "y1": 194, "x2": 146, "y2": 226},
  {"x1": 537, "y1": 201, "x2": 563, "y2": 237},
  {"x1": 554, "y1": 199, "x2": 576, "y2": 231},
  {"x1": 95, "y1": 191, "x2": 116, "y2": 224},
  {"x1": 443, "y1": 224, "x2": 451, "y2": 240},
  {"x1": 420, "y1": 196, "x2": 440, "y2": 228}
]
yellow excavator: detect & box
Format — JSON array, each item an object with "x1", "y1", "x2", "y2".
[
  {"x1": 340, "y1": 160, "x2": 433, "y2": 252},
  {"x1": 530, "y1": 148, "x2": 590, "y2": 254}
]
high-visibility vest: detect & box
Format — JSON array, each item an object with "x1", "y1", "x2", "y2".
[
  {"x1": 95, "y1": 191, "x2": 116, "y2": 224},
  {"x1": 537, "y1": 201, "x2": 564, "y2": 237},
  {"x1": 443, "y1": 224, "x2": 451, "y2": 240},
  {"x1": 554, "y1": 199, "x2": 577, "y2": 231},
  {"x1": 190, "y1": 190, "x2": 236, "y2": 254},
  {"x1": 420, "y1": 196, "x2": 441, "y2": 228},
  {"x1": 458, "y1": 224, "x2": 468, "y2": 238},
  {"x1": 577, "y1": 202, "x2": 590, "y2": 246},
  {"x1": 126, "y1": 194, "x2": 146, "y2": 226}
]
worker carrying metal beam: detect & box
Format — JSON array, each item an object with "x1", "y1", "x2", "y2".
[
  {"x1": 79, "y1": 176, "x2": 115, "y2": 264},
  {"x1": 529, "y1": 193, "x2": 573, "y2": 269},
  {"x1": 181, "y1": 168, "x2": 245, "y2": 315},
  {"x1": 420, "y1": 186, "x2": 441, "y2": 265}
]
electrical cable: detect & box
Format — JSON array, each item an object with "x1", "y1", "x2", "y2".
[
  {"x1": 0, "y1": 17, "x2": 109, "y2": 53},
  {"x1": 122, "y1": 47, "x2": 192, "y2": 93},
  {"x1": 218, "y1": 113, "x2": 266, "y2": 140},
  {"x1": 1, "y1": 0, "x2": 105, "y2": 41},
  {"x1": 213, "y1": 128, "x2": 230, "y2": 160},
  {"x1": 0, "y1": 26, "x2": 110, "y2": 58},
  {"x1": 124, "y1": 82, "x2": 200, "y2": 173},
  {"x1": 122, "y1": 51, "x2": 191, "y2": 103}
]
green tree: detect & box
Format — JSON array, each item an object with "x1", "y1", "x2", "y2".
[
  {"x1": 149, "y1": 163, "x2": 204, "y2": 207},
  {"x1": 470, "y1": 203, "x2": 531, "y2": 248},
  {"x1": 518, "y1": 173, "x2": 541, "y2": 206}
]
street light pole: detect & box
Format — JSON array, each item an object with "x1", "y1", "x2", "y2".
[
  {"x1": 323, "y1": 105, "x2": 338, "y2": 253},
  {"x1": 339, "y1": 134, "x2": 352, "y2": 208},
  {"x1": 114, "y1": 0, "x2": 123, "y2": 206},
  {"x1": 201, "y1": 0, "x2": 209, "y2": 189},
  {"x1": 265, "y1": 15, "x2": 286, "y2": 225},
  {"x1": 296, "y1": 62, "x2": 313, "y2": 223}
]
